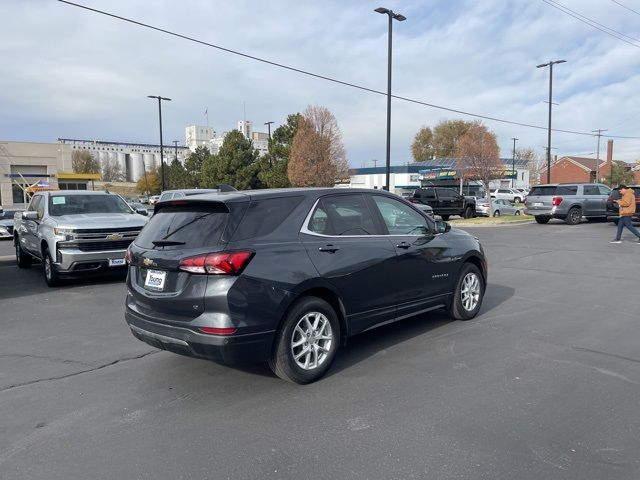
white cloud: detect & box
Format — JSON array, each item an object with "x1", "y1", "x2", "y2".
[{"x1": 1, "y1": 0, "x2": 639, "y2": 163}]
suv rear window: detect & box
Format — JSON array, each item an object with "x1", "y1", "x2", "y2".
[
  {"x1": 528, "y1": 186, "x2": 557, "y2": 196},
  {"x1": 231, "y1": 196, "x2": 303, "y2": 241},
  {"x1": 135, "y1": 203, "x2": 229, "y2": 250}
]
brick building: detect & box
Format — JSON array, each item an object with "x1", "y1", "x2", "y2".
[{"x1": 539, "y1": 139, "x2": 640, "y2": 185}]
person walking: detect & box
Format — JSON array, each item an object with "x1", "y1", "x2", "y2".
[{"x1": 610, "y1": 185, "x2": 640, "y2": 243}]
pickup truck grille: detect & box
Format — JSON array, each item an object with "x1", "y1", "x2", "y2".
[
  {"x1": 76, "y1": 240, "x2": 133, "y2": 252},
  {"x1": 73, "y1": 226, "x2": 143, "y2": 234}
]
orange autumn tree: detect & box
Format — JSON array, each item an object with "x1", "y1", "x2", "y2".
[{"x1": 288, "y1": 105, "x2": 348, "y2": 187}]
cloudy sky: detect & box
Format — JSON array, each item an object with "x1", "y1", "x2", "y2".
[{"x1": 2, "y1": 0, "x2": 640, "y2": 165}]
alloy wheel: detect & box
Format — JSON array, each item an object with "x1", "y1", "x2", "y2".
[
  {"x1": 290, "y1": 312, "x2": 333, "y2": 371},
  {"x1": 460, "y1": 273, "x2": 481, "y2": 312}
]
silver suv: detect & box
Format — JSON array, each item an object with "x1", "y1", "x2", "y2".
[{"x1": 524, "y1": 183, "x2": 611, "y2": 225}]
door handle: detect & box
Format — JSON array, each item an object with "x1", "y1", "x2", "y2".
[
  {"x1": 396, "y1": 242, "x2": 411, "y2": 249},
  {"x1": 318, "y1": 245, "x2": 340, "y2": 253}
]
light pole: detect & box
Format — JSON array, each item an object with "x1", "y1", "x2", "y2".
[
  {"x1": 536, "y1": 59, "x2": 566, "y2": 183},
  {"x1": 375, "y1": 7, "x2": 406, "y2": 192},
  {"x1": 147, "y1": 95, "x2": 171, "y2": 191},
  {"x1": 511, "y1": 138, "x2": 518, "y2": 188},
  {"x1": 172, "y1": 140, "x2": 179, "y2": 163},
  {"x1": 264, "y1": 121, "x2": 274, "y2": 139}
]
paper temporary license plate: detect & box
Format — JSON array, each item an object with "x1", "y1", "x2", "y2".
[
  {"x1": 108, "y1": 258, "x2": 126, "y2": 267},
  {"x1": 144, "y1": 269, "x2": 166, "y2": 291}
]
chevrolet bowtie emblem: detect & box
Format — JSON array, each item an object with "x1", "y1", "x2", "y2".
[
  {"x1": 106, "y1": 233, "x2": 123, "y2": 241},
  {"x1": 143, "y1": 258, "x2": 154, "y2": 266}
]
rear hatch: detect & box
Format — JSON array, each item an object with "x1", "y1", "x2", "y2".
[
  {"x1": 525, "y1": 185, "x2": 557, "y2": 211},
  {"x1": 127, "y1": 200, "x2": 246, "y2": 321}
]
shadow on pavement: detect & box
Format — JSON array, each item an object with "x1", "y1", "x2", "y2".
[{"x1": 0, "y1": 263, "x2": 126, "y2": 300}]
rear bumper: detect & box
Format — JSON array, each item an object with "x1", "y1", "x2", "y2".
[{"x1": 125, "y1": 307, "x2": 274, "y2": 364}]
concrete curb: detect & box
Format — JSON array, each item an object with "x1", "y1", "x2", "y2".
[{"x1": 451, "y1": 220, "x2": 535, "y2": 228}]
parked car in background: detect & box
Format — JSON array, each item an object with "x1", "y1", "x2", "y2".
[
  {"x1": 137, "y1": 195, "x2": 149, "y2": 204},
  {"x1": 491, "y1": 188, "x2": 524, "y2": 203},
  {"x1": 606, "y1": 185, "x2": 640, "y2": 224},
  {"x1": 125, "y1": 188, "x2": 487, "y2": 383},
  {"x1": 148, "y1": 195, "x2": 160, "y2": 205},
  {"x1": 13, "y1": 191, "x2": 148, "y2": 286},
  {"x1": 0, "y1": 207, "x2": 23, "y2": 239},
  {"x1": 476, "y1": 198, "x2": 522, "y2": 217},
  {"x1": 410, "y1": 187, "x2": 476, "y2": 220},
  {"x1": 413, "y1": 203, "x2": 434, "y2": 218},
  {"x1": 127, "y1": 202, "x2": 151, "y2": 216},
  {"x1": 524, "y1": 183, "x2": 611, "y2": 225}
]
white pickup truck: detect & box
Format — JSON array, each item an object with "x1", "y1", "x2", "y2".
[{"x1": 13, "y1": 191, "x2": 148, "y2": 286}]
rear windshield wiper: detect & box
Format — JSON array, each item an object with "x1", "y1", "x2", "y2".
[{"x1": 152, "y1": 240, "x2": 186, "y2": 247}]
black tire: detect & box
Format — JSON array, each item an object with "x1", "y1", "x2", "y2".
[
  {"x1": 565, "y1": 207, "x2": 582, "y2": 225},
  {"x1": 268, "y1": 296, "x2": 340, "y2": 384},
  {"x1": 440, "y1": 214, "x2": 450, "y2": 221},
  {"x1": 515, "y1": 210, "x2": 521, "y2": 216},
  {"x1": 514, "y1": 197, "x2": 522, "y2": 203},
  {"x1": 493, "y1": 210, "x2": 500, "y2": 217},
  {"x1": 43, "y1": 248, "x2": 61, "y2": 287},
  {"x1": 463, "y1": 206, "x2": 474, "y2": 219},
  {"x1": 449, "y1": 263, "x2": 485, "y2": 321},
  {"x1": 15, "y1": 238, "x2": 32, "y2": 268},
  {"x1": 535, "y1": 216, "x2": 551, "y2": 224}
]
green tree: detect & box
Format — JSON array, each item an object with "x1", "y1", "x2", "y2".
[
  {"x1": 411, "y1": 127, "x2": 434, "y2": 162},
  {"x1": 605, "y1": 161, "x2": 636, "y2": 186},
  {"x1": 201, "y1": 130, "x2": 262, "y2": 190},
  {"x1": 433, "y1": 119, "x2": 475, "y2": 158},
  {"x1": 184, "y1": 146, "x2": 211, "y2": 188},
  {"x1": 72, "y1": 150, "x2": 101, "y2": 174},
  {"x1": 166, "y1": 159, "x2": 189, "y2": 189},
  {"x1": 257, "y1": 113, "x2": 302, "y2": 188}
]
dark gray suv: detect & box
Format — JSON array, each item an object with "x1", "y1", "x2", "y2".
[{"x1": 125, "y1": 188, "x2": 487, "y2": 383}]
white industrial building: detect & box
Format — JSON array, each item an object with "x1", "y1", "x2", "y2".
[{"x1": 186, "y1": 121, "x2": 269, "y2": 156}]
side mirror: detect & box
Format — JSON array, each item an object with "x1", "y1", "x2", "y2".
[
  {"x1": 22, "y1": 211, "x2": 39, "y2": 220},
  {"x1": 136, "y1": 208, "x2": 148, "y2": 216},
  {"x1": 435, "y1": 220, "x2": 451, "y2": 234}
]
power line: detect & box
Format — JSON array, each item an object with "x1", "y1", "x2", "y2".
[
  {"x1": 541, "y1": 0, "x2": 640, "y2": 48},
  {"x1": 610, "y1": 0, "x2": 640, "y2": 17},
  {"x1": 57, "y1": 0, "x2": 640, "y2": 140}
]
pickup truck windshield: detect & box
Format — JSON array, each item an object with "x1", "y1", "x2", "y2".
[{"x1": 48, "y1": 195, "x2": 133, "y2": 216}]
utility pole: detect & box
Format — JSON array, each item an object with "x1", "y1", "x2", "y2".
[
  {"x1": 147, "y1": 95, "x2": 171, "y2": 191},
  {"x1": 172, "y1": 140, "x2": 179, "y2": 163},
  {"x1": 511, "y1": 138, "x2": 518, "y2": 188},
  {"x1": 536, "y1": 60, "x2": 566, "y2": 183},
  {"x1": 264, "y1": 121, "x2": 274, "y2": 139},
  {"x1": 592, "y1": 129, "x2": 607, "y2": 183}
]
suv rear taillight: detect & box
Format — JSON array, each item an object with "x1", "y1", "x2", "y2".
[
  {"x1": 179, "y1": 250, "x2": 254, "y2": 275},
  {"x1": 552, "y1": 196, "x2": 563, "y2": 207}
]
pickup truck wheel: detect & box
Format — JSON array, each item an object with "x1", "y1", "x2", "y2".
[
  {"x1": 268, "y1": 296, "x2": 340, "y2": 384},
  {"x1": 535, "y1": 216, "x2": 551, "y2": 224},
  {"x1": 15, "y1": 240, "x2": 32, "y2": 268},
  {"x1": 565, "y1": 207, "x2": 582, "y2": 225},
  {"x1": 463, "y1": 206, "x2": 474, "y2": 219},
  {"x1": 449, "y1": 263, "x2": 484, "y2": 321},
  {"x1": 440, "y1": 215, "x2": 450, "y2": 221},
  {"x1": 493, "y1": 210, "x2": 501, "y2": 217},
  {"x1": 43, "y1": 248, "x2": 61, "y2": 287}
]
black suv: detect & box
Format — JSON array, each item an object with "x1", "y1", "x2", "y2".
[
  {"x1": 606, "y1": 185, "x2": 640, "y2": 224},
  {"x1": 410, "y1": 187, "x2": 476, "y2": 220},
  {"x1": 125, "y1": 188, "x2": 487, "y2": 383}
]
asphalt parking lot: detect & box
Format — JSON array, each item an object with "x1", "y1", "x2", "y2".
[{"x1": 1, "y1": 221, "x2": 639, "y2": 480}]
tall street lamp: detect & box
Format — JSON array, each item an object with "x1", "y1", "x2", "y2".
[
  {"x1": 375, "y1": 7, "x2": 406, "y2": 192},
  {"x1": 511, "y1": 138, "x2": 518, "y2": 188},
  {"x1": 147, "y1": 95, "x2": 171, "y2": 191},
  {"x1": 536, "y1": 59, "x2": 566, "y2": 183}
]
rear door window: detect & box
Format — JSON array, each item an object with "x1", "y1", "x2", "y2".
[
  {"x1": 583, "y1": 185, "x2": 599, "y2": 195},
  {"x1": 372, "y1": 196, "x2": 430, "y2": 235},
  {"x1": 555, "y1": 185, "x2": 578, "y2": 195},
  {"x1": 308, "y1": 194, "x2": 380, "y2": 236},
  {"x1": 135, "y1": 203, "x2": 229, "y2": 250}
]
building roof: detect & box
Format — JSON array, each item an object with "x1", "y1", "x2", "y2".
[
  {"x1": 409, "y1": 157, "x2": 531, "y2": 169},
  {"x1": 540, "y1": 156, "x2": 610, "y2": 173}
]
